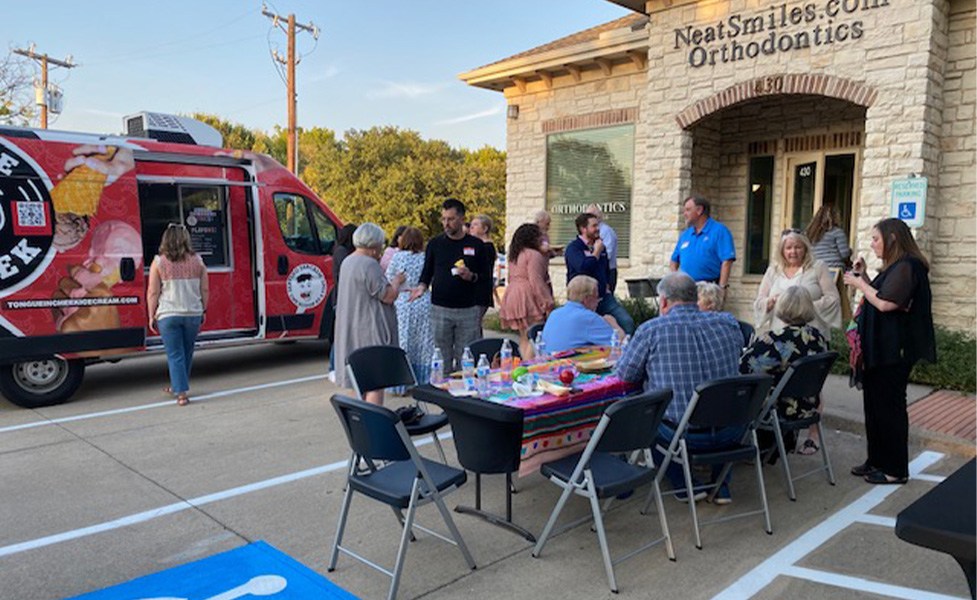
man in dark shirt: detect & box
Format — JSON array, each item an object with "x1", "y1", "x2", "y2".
[
  {"x1": 565, "y1": 212, "x2": 634, "y2": 334},
  {"x1": 410, "y1": 198, "x2": 492, "y2": 371}
]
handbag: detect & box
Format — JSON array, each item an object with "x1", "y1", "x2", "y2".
[{"x1": 395, "y1": 405, "x2": 425, "y2": 425}]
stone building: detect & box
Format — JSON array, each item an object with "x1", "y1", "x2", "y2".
[{"x1": 461, "y1": 0, "x2": 976, "y2": 332}]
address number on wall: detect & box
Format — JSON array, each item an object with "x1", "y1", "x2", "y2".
[{"x1": 754, "y1": 75, "x2": 785, "y2": 95}]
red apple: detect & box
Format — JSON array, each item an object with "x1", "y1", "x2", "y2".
[{"x1": 559, "y1": 369, "x2": 575, "y2": 386}]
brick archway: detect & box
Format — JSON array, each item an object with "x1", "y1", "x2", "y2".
[{"x1": 675, "y1": 74, "x2": 878, "y2": 129}]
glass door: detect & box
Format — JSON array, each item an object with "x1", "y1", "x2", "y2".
[{"x1": 785, "y1": 154, "x2": 821, "y2": 231}]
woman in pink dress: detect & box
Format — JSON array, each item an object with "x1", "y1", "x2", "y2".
[{"x1": 500, "y1": 223, "x2": 555, "y2": 358}]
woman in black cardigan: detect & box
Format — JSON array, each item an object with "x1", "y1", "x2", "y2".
[{"x1": 843, "y1": 218, "x2": 936, "y2": 484}]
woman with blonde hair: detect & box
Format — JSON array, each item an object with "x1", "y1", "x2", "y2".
[
  {"x1": 147, "y1": 223, "x2": 209, "y2": 406},
  {"x1": 753, "y1": 230, "x2": 841, "y2": 338}
]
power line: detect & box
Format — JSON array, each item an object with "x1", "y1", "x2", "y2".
[
  {"x1": 261, "y1": 3, "x2": 319, "y2": 174},
  {"x1": 12, "y1": 44, "x2": 77, "y2": 129}
]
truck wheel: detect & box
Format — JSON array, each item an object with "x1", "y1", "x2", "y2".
[{"x1": 0, "y1": 358, "x2": 85, "y2": 408}]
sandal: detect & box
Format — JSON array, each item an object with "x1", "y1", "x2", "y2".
[
  {"x1": 863, "y1": 470, "x2": 908, "y2": 485},
  {"x1": 163, "y1": 386, "x2": 173, "y2": 395},
  {"x1": 798, "y1": 439, "x2": 820, "y2": 455},
  {"x1": 851, "y1": 462, "x2": 875, "y2": 477},
  {"x1": 176, "y1": 394, "x2": 190, "y2": 406}
]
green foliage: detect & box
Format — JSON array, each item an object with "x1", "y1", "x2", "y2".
[
  {"x1": 829, "y1": 326, "x2": 976, "y2": 393},
  {"x1": 188, "y1": 116, "x2": 506, "y2": 246},
  {"x1": 619, "y1": 297, "x2": 659, "y2": 328}
]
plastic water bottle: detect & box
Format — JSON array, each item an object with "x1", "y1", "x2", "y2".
[
  {"x1": 476, "y1": 353, "x2": 491, "y2": 395},
  {"x1": 534, "y1": 331, "x2": 547, "y2": 361},
  {"x1": 608, "y1": 331, "x2": 621, "y2": 361},
  {"x1": 429, "y1": 347, "x2": 444, "y2": 386},
  {"x1": 461, "y1": 347, "x2": 476, "y2": 392},
  {"x1": 499, "y1": 338, "x2": 514, "y2": 372}
]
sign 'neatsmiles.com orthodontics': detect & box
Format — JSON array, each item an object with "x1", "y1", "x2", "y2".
[{"x1": 674, "y1": 0, "x2": 892, "y2": 68}]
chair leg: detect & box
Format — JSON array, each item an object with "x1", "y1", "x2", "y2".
[
  {"x1": 651, "y1": 478, "x2": 676, "y2": 561},
  {"x1": 679, "y1": 442, "x2": 703, "y2": 550},
  {"x1": 328, "y1": 481, "x2": 355, "y2": 571},
  {"x1": 820, "y1": 427, "x2": 836, "y2": 485},
  {"x1": 532, "y1": 479, "x2": 576, "y2": 558},
  {"x1": 389, "y1": 479, "x2": 421, "y2": 600},
  {"x1": 771, "y1": 420, "x2": 797, "y2": 501},
  {"x1": 429, "y1": 481, "x2": 477, "y2": 570},
  {"x1": 752, "y1": 432, "x2": 773, "y2": 535},
  {"x1": 585, "y1": 472, "x2": 617, "y2": 593},
  {"x1": 431, "y1": 433, "x2": 448, "y2": 464}
]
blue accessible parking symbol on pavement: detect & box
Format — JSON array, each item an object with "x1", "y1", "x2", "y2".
[{"x1": 68, "y1": 541, "x2": 358, "y2": 600}]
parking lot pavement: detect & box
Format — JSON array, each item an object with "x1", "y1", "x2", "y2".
[{"x1": 0, "y1": 342, "x2": 971, "y2": 600}]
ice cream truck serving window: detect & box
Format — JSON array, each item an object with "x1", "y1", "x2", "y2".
[
  {"x1": 139, "y1": 183, "x2": 230, "y2": 268},
  {"x1": 274, "y1": 193, "x2": 336, "y2": 255}
]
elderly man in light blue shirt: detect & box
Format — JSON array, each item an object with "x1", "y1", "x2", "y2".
[
  {"x1": 587, "y1": 203, "x2": 619, "y2": 293},
  {"x1": 542, "y1": 275, "x2": 623, "y2": 352}
]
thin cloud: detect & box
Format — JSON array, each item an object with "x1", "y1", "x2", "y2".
[
  {"x1": 436, "y1": 105, "x2": 503, "y2": 126},
  {"x1": 367, "y1": 81, "x2": 448, "y2": 99},
  {"x1": 308, "y1": 64, "x2": 340, "y2": 83}
]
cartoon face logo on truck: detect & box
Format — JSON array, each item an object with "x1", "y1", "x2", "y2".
[{"x1": 0, "y1": 139, "x2": 55, "y2": 297}]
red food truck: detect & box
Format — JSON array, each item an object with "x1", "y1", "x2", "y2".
[{"x1": 0, "y1": 112, "x2": 341, "y2": 407}]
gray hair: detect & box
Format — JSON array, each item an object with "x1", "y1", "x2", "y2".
[
  {"x1": 566, "y1": 275, "x2": 598, "y2": 303},
  {"x1": 472, "y1": 214, "x2": 493, "y2": 235},
  {"x1": 353, "y1": 222, "x2": 385, "y2": 249},
  {"x1": 775, "y1": 286, "x2": 817, "y2": 326},
  {"x1": 774, "y1": 231, "x2": 814, "y2": 271},
  {"x1": 696, "y1": 282, "x2": 724, "y2": 311},
  {"x1": 657, "y1": 272, "x2": 698, "y2": 303},
  {"x1": 533, "y1": 210, "x2": 551, "y2": 225},
  {"x1": 585, "y1": 203, "x2": 604, "y2": 219}
]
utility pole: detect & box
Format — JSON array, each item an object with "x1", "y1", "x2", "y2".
[
  {"x1": 262, "y1": 5, "x2": 318, "y2": 174},
  {"x1": 13, "y1": 45, "x2": 76, "y2": 129}
]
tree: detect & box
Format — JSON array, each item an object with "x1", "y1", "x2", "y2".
[{"x1": 0, "y1": 53, "x2": 36, "y2": 126}]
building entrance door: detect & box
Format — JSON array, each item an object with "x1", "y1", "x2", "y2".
[{"x1": 783, "y1": 151, "x2": 858, "y2": 238}]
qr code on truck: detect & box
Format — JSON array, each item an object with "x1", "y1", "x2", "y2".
[{"x1": 16, "y1": 202, "x2": 47, "y2": 227}]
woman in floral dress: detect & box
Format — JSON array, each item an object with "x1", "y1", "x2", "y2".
[
  {"x1": 740, "y1": 286, "x2": 829, "y2": 454},
  {"x1": 386, "y1": 227, "x2": 434, "y2": 388}
]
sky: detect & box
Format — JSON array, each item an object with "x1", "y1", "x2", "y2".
[{"x1": 4, "y1": 1, "x2": 631, "y2": 150}]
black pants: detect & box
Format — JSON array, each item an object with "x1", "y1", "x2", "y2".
[
  {"x1": 608, "y1": 268, "x2": 618, "y2": 294},
  {"x1": 862, "y1": 363, "x2": 912, "y2": 478}
]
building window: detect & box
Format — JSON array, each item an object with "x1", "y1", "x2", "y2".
[
  {"x1": 545, "y1": 124, "x2": 634, "y2": 258},
  {"x1": 745, "y1": 156, "x2": 774, "y2": 275}
]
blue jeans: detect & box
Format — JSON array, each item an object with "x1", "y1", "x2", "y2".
[
  {"x1": 158, "y1": 315, "x2": 202, "y2": 395},
  {"x1": 655, "y1": 423, "x2": 745, "y2": 491},
  {"x1": 596, "y1": 294, "x2": 635, "y2": 335}
]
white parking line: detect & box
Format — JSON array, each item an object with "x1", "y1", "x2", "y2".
[
  {"x1": 783, "y1": 566, "x2": 965, "y2": 600},
  {"x1": 0, "y1": 374, "x2": 327, "y2": 434},
  {"x1": 712, "y1": 451, "x2": 948, "y2": 600},
  {"x1": 0, "y1": 432, "x2": 450, "y2": 559}
]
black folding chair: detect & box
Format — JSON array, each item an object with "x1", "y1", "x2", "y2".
[
  {"x1": 437, "y1": 393, "x2": 534, "y2": 542},
  {"x1": 737, "y1": 320, "x2": 756, "y2": 348},
  {"x1": 467, "y1": 337, "x2": 522, "y2": 366},
  {"x1": 532, "y1": 391, "x2": 675, "y2": 593},
  {"x1": 346, "y1": 345, "x2": 449, "y2": 462},
  {"x1": 757, "y1": 351, "x2": 838, "y2": 501},
  {"x1": 328, "y1": 395, "x2": 476, "y2": 600},
  {"x1": 648, "y1": 374, "x2": 774, "y2": 550}
]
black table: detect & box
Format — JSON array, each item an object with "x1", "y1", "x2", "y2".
[{"x1": 895, "y1": 459, "x2": 976, "y2": 599}]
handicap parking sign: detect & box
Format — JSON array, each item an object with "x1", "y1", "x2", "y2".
[
  {"x1": 68, "y1": 541, "x2": 358, "y2": 600},
  {"x1": 890, "y1": 177, "x2": 927, "y2": 228}
]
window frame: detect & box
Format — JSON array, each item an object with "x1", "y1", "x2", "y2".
[{"x1": 272, "y1": 192, "x2": 338, "y2": 256}]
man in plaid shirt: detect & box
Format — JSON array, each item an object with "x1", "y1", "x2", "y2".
[{"x1": 614, "y1": 272, "x2": 743, "y2": 504}]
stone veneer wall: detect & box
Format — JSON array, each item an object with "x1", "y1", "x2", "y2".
[
  {"x1": 930, "y1": 0, "x2": 976, "y2": 328},
  {"x1": 503, "y1": 63, "x2": 649, "y2": 300}
]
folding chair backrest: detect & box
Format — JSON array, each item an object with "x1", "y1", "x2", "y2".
[
  {"x1": 773, "y1": 351, "x2": 839, "y2": 402},
  {"x1": 688, "y1": 375, "x2": 773, "y2": 429},
  {"x1": 468, "y1": 338, "x2": 522, "y2": 362},
  {"x1": 331, "y1": 394, "x2": 411, "y2": 462},
  {"x1": 595, "y1": 390, "x2": 673, "y2": 454},
  {"x1": 737, "y1": 320, "x2": 755, "y2": 347},
  {"x1": 346, "y1": 345, "x2": 416, "y2": 394},
  {"x1": 439, "y1": 394, "x2": 524, "y2": 474}
]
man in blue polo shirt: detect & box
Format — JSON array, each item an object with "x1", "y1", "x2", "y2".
[
  {"x1": 670, "y1": 196, "x2": 735, "y2": 293},
  {"x1": 542, "y1": 275, "x2": 623, "y2": 352}
]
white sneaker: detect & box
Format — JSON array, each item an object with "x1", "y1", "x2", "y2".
[{"x1": 327, "y1": 370, "x2": 336, "y2": 383}]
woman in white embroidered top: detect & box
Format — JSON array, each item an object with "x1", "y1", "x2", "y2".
[
  {"x1": 147, "y1": 224, "x2": 209, "y2": 406},
  {"x1": 753, "y1": 230, "x2": 841, "y2": 338}
]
